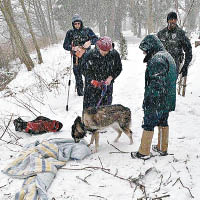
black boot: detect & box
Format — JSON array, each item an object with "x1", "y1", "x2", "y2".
[
  {"x1": 77, "y1": 88, "x2": 84, "y2": 96},
  {"x1": 131, "y1": 152, "x2": 152, "y2": 160},
  {"x1": 152, "y1": 145, "x2": 168, "y2": 156}
]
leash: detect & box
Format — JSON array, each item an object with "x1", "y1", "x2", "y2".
[{"x1": 96, "y1": 84, "x2": 107, "y2": 109}]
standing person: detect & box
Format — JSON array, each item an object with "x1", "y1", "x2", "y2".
[
  {"x1": 157, "y1": 11, "x2": 192, "y2": 78},
  {"x1": 131, "y1": 34, "x2": 176, "y2": 159},
  {"x1": 63, "y1": 14, "x2": 98, "y2": 96},
  {"x1": 81, "y1": 36, "x2": 122, "y2": 109}
]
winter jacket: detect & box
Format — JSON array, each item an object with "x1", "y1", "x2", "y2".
[
  {"x1": 157, "y1": 25, "x2": 192, "y2": 73},
  {"x1": 63, "y1": 27, "x2": 98, "y2": 51},
  {"x1": 139, "y1": 34, "x2": 176, "y2": 114},
  {"x1": 81, "y1": 48, "x2": 122, "y2": 109}
]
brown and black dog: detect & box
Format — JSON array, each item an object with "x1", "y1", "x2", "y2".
[{"x1": 71, "y1": 104, "x2": 133, "y2": 152}]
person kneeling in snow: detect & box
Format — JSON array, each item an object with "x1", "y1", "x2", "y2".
[{"x1": 131, "y1": 34, "x2": 176, "y2": 159}]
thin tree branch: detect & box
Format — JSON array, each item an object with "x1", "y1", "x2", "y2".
[
  {"x1": 172, "y1": 177, "x2": 194, "y2": 198},
  {"x1": 0, "y1": 114, "x2": 13, "y2": 139}
]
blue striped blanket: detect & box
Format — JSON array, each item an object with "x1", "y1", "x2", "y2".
[{"x1": 2, "y1": 138, "x2": 91, "y2": 200}]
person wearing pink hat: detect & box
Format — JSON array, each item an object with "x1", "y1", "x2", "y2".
[{"x1": 81, "y1": 36, "x2": 122, "y2": 110}]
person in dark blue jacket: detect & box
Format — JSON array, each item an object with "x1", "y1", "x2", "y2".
[{"x1": 63, "y1": 14, "x2": 98, "y2": 96}]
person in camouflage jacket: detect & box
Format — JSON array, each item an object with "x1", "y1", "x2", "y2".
[
  {"x1": 157, "y1": 12, "x2": 192, "y2": 78},
  {"x1": 63, "y1": 14, "x2": 98, "y2": 96},
  {"x1": 131, "y1": 34, "x2": 176, "y2": 159},
  {"x1": 81, "y1": 36, "x2": 122, "y2": 109}
]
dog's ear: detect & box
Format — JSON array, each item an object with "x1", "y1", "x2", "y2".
[
  {"x1": 71, "y1": 124, "x2": 76, "y2": 138},
  {"x1": 77, "y1": 116, "x2": 82, "y2": 123},
  {"x1": 74, "y1": 116, "x2": 81, "y2": 125}
]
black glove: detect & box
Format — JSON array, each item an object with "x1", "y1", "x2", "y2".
[{"x1": 179, "y1": 65, "x2": 188, "y2": 77}]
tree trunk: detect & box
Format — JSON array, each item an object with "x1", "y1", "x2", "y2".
[
  {"x1": 114, "y1": 2, "x2": 122, "y2": 40},
  {"x1": 106, "y1": 0, "x2": 115, "y2": 39},
  {"x1": 46, "y1": 0, "x2": 57, "y2": 43},
  {"x1": 9, "y1": 30, "x2": 17, "y2": 60},
  {"x1": 32, "y1": 0, "x2": 45, "y2": 37},
  {"x1": 0, "y1": 0, "x2": 34, "y2": 71},
  {"x1": 19, "y1": 0, "x2": 43, "y2": 64},
  {"x1": 33, "y1": 0, "x2": 51, "y2": 43},
  {"x1": 0, "y1": 46, "x2": 8, "y2": 69},
  {"x1": 96, "y1": 1, "x2": 106, "y2": 37},
  {"x1": 130, "y1": 0, "x2": 138, "y2": 36},
  {"x1": 147, "y1": 0, "x2": 154, "y2": 34}
]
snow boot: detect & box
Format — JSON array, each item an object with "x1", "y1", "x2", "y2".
[
  {"x1": 77, "y1": 87, "x2": 84, "y2": 96},
  {"x1": 131, "y1": 151, "x2": 152, "y2": 160},
  {"x1": 152, "y1": 126, "x2": 169, "y2": 156},
  {"x1": 138, "y1": 130, "x2": 154, "y2": 156}
]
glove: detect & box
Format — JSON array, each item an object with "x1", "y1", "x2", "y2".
[
  {"x1": 91, "y1": 80, "x2": 105, "y2": 88},
  {"x1": 179, "y1": 65, "x2": 188, "y2": 77}
]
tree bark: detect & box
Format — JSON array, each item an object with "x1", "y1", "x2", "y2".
[
  {"x1": 0, "y1": 0, "x2": 34, "y2": 71},
  {"x1": 32, "y1": 0, "x2": 45, "y2": 37},
  {"x1": 33, "y1": 0, "x2": 51, "y2": 43},
  {"x1": 19, "y1": 0, "x2": 43, "y2": 64},
  {"x1": 147, "y1": 0, "x2": 154, "y2": 34},
  {"x1": 130, "y1": 0, "x2": 138, "y2": 36},
  {"x1": 106, "y1": 0, "x2": 115, "y2": 39},
  {"x1": 46, "y1": 0, "x2": 57, "y2": 43}
]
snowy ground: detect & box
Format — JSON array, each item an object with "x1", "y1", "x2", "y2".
[{"x1": 0, "y1": 30, "x2": 200, "y2": 200}]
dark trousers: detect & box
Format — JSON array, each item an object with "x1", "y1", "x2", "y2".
[
  {"x1": 142, "y1": 111, "x2": 169, "y2": 131},
  {"x1": 73, "y1": 64, "x2": 83, "y2": 94}
]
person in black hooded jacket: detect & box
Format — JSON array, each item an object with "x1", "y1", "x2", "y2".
[
  {"x1": 131, "y1": 34, "x2": 176, "y2": 160},
  {"x1": 63, "y1": 14, "x2": 98, "y2": 96},
  {"x1": 157, "y1": 12, "x2": 192, "y2": 78},
  {"x1": 81, "y1": 36, "x2": 122, "y2": 110}
]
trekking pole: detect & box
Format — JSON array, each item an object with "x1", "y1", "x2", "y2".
[{"x1": 66, "y1": 54, "x2": 73, "y2": 111}]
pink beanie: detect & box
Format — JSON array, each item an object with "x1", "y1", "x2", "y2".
[{"x1": 96, "y1": 36, "x2": 112, "y2": 51}]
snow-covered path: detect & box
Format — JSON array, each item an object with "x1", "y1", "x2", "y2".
[{"x1": 0, "y1": 31, "x2": 200, "y2": 200}]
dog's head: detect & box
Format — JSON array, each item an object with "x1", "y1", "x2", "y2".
[{"x1": 71, "y1": 116, "x2": 87, "y2": 143}]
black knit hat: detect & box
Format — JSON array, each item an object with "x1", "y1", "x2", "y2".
[{"x1": 167, "y1": 12, "x2": 177, "y2": 22}]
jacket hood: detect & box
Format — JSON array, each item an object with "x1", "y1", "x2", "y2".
[
  {"x1": 139, "y1": 34, "x2": 165, "y2": 63},
  {"x1": 72, "y1": 14, "x2": 83, "y2": 29},
  {"x1": 139, "y1": 34, "x2": 165, "y2": 54}
]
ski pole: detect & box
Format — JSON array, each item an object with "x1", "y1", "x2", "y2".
[{"x1": 66, "y1": 54, "x2": 73, "y2": 111}]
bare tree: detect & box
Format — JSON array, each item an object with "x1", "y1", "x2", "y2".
[
  {"x1": 96, "y1": 0, "x2": 106, "y2": 37},
  {"x1": 0, "y1": 0, "x2": 34, "y2": 71},
  {"x1": 19, "y1": 0, "x2": 43, "y2": 64},
  {"x1": 46, "y1": 0, "x2": 57, "y2": 44},
  {"x1": 147, "y1": 0, "x2": 154, "y2": 33},
  {"x1": 32, "y1": 0, "x2": 51, "y2": 43},
  {"x1": 106, "y1": 0, "x2": 115, "y2": 39},
  {"x1": 130, "y1": 0, "x2": 138, "y2": 36}
]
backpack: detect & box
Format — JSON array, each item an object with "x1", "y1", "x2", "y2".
[{"x1": 13, "y1": 116, "x2": 63, "y2": 134}]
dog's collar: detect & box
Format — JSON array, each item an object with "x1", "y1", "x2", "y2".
[{"x1": 82, "y1": 122, "x2": 97, "y2": 133}]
